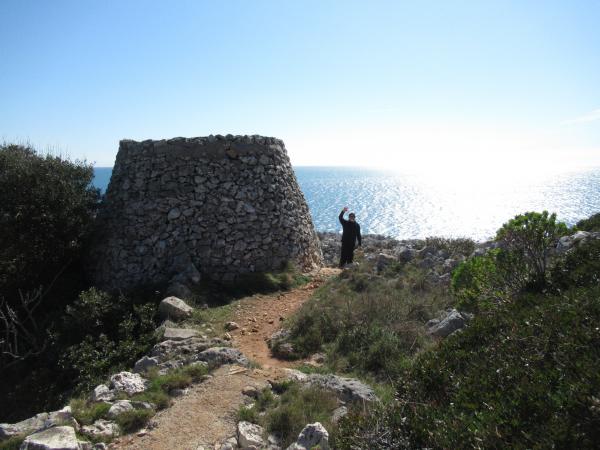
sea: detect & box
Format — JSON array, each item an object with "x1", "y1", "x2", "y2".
[{"x1": 93, "y1": 166, "x2": 600, "y2": 241}]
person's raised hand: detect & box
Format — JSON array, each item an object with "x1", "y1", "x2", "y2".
[{"x1": 343, "y1": 206, "x2": 349, "y2": 212}]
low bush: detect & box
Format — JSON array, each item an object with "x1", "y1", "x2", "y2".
[
  {"x1": 70, "y1": 398, "x2": 111, "y2": 425},
  {"x1": 425, "y1": 236, "x2": 476, "y2": 257},
  {"x1": 237, "y1": 405, "x2": 259, "y2": 424},
  {"x1": 451, "y1": 250, "x2": 517, "y2": 312},
  {"x1": 393, "y1": 287, "x2": 600, "y2": 448},
  {"x1": 575, "y1": 212, "x2": 600, "y2": 232},
  {"x1": 114, "y1": 408, "x2": 155, "y2": 433},
  {"x1": 265, "y1": 384, "x2": 338, "y2": 447},
  {"x1": 282, "y1": 260, "x2": 448, "y2": 378},
  {"x1": 551, "y1": 239, "x2": 600, "y2": 290},
  {"x1": 496, "y1": 211, "x2": 568, "y2": 288},
  {"x1": 130, "y1": 364, "x2": 208, "y2": 410},
  {"x1": 58, "y1": 288, "x2": 158, "y2": 392}
]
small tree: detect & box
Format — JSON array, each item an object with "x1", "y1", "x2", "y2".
[
  {"x1": 0, "y1": 143, "x2": 100, "y2": 366},
  {"x1": 495, "y1": 211, "x2": 567, "y2": 289}
]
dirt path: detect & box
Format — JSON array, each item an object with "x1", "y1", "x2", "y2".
[
  {"x1": 113, "y1": 268, "x2": 339, "y2": 450},
  {"x1": 230, "y1": 267, "x2": 339, "y2": 370}
]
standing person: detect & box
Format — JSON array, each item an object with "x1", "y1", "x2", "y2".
[{"x1": 339, "y1": 206, "x2": 362, "y2": 267}]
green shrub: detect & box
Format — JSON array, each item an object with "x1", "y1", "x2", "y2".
[
  {"x1": 149, "y1": 370, "x2": 192, "y2": 393},
  {"x1": 333, "y1": 404, "x2": 409, "y2": 449},
  {"x1": 131, "y1": 390, "x2": 171, "y2": 410},
  {"x1": 266, "y1": 384, "x2": 338, "y2": 447},
  {"x1": 450, "y1": 250, "x2": 515, "y2": 311},
  {"x1": 425, "y1": 236, "x2": 476, "y2": 257},
  {"x1": 238, "y1": 405, "x2": 259, "y2": 423},
  {"x1": 551, "y1": 239, "x2": 600, "y2": 290},
  {"x1": 390, "y1": 287, "x2": 600, "y2": 449},
  {"x1": 181, "y1": 363, "x2": 208, "y2": 381},
  {"x1": 0, "y1": 143, "x2": 99, "y2": 296},
  {"x1": 114, "y1": 408, "x2": 155, "y2": 433},
  {"x1": 58, "y1": 288, "x2": 158, "y2": 392},
  {"x1": 70, "y1": 398, "x2": 111, "y2": 425},
  {"x1": 575, "y1": 212, "x2": 600, "y2": 232},
  {"x1": 496, "y1": 211, "x2": 568, "y2": 288}
]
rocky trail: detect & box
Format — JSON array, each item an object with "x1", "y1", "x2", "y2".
[{"x1": 113, "y1": 268, "x2": 340, "y2": 450}]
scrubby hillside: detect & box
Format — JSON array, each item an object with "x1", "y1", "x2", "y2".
[{"x1": 273, "y1": 212, "x2": 600, "y2": 449}]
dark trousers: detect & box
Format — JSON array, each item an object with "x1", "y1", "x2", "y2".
[{"x1": 340, "y1": 243, "x2": 355, "y2": 267}]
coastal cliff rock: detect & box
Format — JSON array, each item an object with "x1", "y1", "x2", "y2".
[{"x1": 89, "y1": 135, "x2": 322, "y2": 291}]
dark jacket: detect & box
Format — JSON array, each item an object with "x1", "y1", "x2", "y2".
[{"x1": 339, "y1": 210, "x2": 362, "y2": 247}]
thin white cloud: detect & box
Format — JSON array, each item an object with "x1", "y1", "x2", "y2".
[{"x1": 561, "y1": 108, "x2": 600, "y2": 125}]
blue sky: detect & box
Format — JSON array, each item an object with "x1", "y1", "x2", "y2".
[{"x1": 1, "y1": 0, "x2": 599, "y2": 168}]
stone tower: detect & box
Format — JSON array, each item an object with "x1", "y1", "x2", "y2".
[{"x1": 89, "y1": 135, "x2": 322, "y2": 291}]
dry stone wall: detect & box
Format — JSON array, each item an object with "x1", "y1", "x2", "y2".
[{"x1": 89, "y1": 135, "x2": 322, "y2": 291}]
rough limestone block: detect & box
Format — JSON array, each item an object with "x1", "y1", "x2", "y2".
[
  {"x1": 158, "y1": 297, "x2": 193, "y2": 321},
  {"x1": 20, "y1": 426, "x2": 80, "y2": 450},
  {"x1": 237, "y1": 421, "x2": 265, "y2": 448}
]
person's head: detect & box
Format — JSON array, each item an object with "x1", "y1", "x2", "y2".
[{"x1": 349, "y1": 212, "x2": 356, "y2": 222}]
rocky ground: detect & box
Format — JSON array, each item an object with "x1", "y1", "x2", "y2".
[
  {"x1": 1, "y1": 268, "x2": 345, "y2": 450},
  {"x1": 4, "y1": 230, "x2": 598, "y2": 450}
]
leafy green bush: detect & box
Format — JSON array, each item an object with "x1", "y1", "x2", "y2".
[
  {"x1": 265, "y1": 384, "x2": 338, "y2": 447},
  {"x1": 390, "y1": 287, "x2": 600, "y2": 449},
  {"x1": 114, "y1": 408, "x2": 155, "y2": 433},
  {"x1": 575, "y1": 212, "x2": 600, "y2": 232},
  {"x1": 58, "y1": 288, "x2": 158, "y2": 392},
  {"x1": 0, "y1": 144, "x2": 99, "y2": 295},
  {"x1": 551, "y1": 239, "x2": 600, "y2": 289},
  {"x1": 129, "y1": 364, "x2": 208, "y2": 410},
  {"x1": 70, "y1": 398, "x2": 111, "y2": 425},
  {"x1": 450, "y1": 250, "x2": 523, "y2": 311},
  {"x1": 238, "y1": 405, "x2": 260, "y2": 424},
  {"x1": 496, "y1": 211, "x2": 567, "y2": 288},
  {"x1": 425, "y1": 236, "x2": 476, "y2": 257}
]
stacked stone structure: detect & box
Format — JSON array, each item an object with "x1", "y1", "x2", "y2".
[{"x1": 89, "y1": 135, "x2": 322, "y2": 291}]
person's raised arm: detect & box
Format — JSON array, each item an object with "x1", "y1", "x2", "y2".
[{"x1": 339, "y1": 206, "x2": 348, "y2": 225}]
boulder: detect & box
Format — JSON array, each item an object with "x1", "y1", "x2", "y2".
[
  {"x1": 396, "y1": 246, "x2": 415, "y2": 262},
  {"x1": 273, "y1": 342, "x2": 295, "y2": 359},
  {"x1": 150, "y1": 337, "x2": 226, "y2": 362},
  {"x1": 242, "y1": 386, "x2": 259, "y2": 398},
  {"x1": 107, "y1": 400, "x2": 153, "y2": 419},
  {"x1": 133, "y1": 356, "x2": 159, "y2": 374},
  {"x1": 106, "y1": 400, "x2": 134, "y2": 419},
  {"x1": 20, "y1": 426, "x2": 80, "y2": 450},
  {"x1": 163, "y1": 327, "x2": 199, "y2": 341},
  {"x1": 305, "y1": 374, "x2": 377, "y2": 403},
  {"x1": 197, "y1": 347, "x2": 249, "y2": 367},
  {"x1": 90, "y1": 384, "x2": 115, "y2": 402},
  {"x1": 225, "y1": 321, "x2": 239, "y2": 331},
  {"x1": 0, "y1": 407, "x2": 73, "y2": 441},
  {"x1": 109, "y1": 372, "x2": 147, "y2": 395},
  {"x1": 282, "y1": 369, "x2": 308, "y2": 382},
  {"x1": 375, "y1": 253, "x2": 396, "y2": 272},
  {"x1": 428, "y1": 309, "x2": 467, "y2": 338},
  {"x1": 158, "y1": 297, "x2": 193, "y2": 321},
  {"x1": 237, "y1": 421, "x2": 265, "y2": 448},
  {"x1": 267, "y1": 329, "x2": 291, "y2": 349},
  {"x1": 80, "y1": 419, "x2": 120, "y2": 439},
  {"x1": 286, "y1": 422, "x2": 329, "y2": 450}
]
